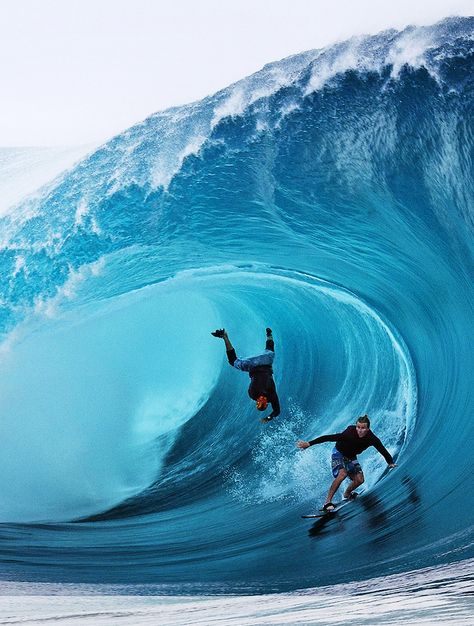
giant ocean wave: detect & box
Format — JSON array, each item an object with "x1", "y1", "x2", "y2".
[{"x1": 0, "y1": 16, "x2": 472, "y2": 591}]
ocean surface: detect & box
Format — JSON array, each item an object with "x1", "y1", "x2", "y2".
[{"x1": 0, "y1": 14, "x2": 473, "y2": 615}]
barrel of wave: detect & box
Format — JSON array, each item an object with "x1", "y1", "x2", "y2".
[{"x1": 0, "y1": 285, "x2": 221, "y2": 523}]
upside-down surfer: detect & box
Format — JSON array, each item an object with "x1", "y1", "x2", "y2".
[
  {"x1": 211, "y1": 327, "x2": 280, "y2": 423},
  {"x1": 296, "y1": 415, "x2": 396, "y2": 511}
]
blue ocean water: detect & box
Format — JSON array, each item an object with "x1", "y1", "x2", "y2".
[{"x1": 0, "y1": 16, "x2": 473, "y2": 594}]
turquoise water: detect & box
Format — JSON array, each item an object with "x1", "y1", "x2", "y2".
[{"x1": 0, "y1": 16, "x2": 472, "y2": 592}]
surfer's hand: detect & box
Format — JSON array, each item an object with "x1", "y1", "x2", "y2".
[{"x1": 296, "y1": 440, "x2": 310, "y2": 449}]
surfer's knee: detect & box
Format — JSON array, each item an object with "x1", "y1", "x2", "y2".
[{"x1": 355, "y1": 472, "x2": 364, "y2": 486}]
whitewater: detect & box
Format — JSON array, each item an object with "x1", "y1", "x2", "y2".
[{"x1": 0, "y1": 15, "x2": 473, "y2": 624}]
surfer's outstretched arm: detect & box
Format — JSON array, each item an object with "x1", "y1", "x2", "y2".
[
  {"x1": 296, "y1": 434, "x2": 339, "y2": 449},
  {"x1": 372, "y1": 436, "x2": 396, "y2": 467}
]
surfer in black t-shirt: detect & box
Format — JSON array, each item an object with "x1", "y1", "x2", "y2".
[
  {"x1": 211, "y1": 327, "x2": 280, "y2": 423},
  {"x1": 296, "y1": 415, "x2": 396, "y2": 511}
]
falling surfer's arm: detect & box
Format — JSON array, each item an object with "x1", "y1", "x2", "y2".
[
  {"x1": 219, "y1": 332, "x2": 249, "y2": 370},
  {"x1": 268, "y1": 391, "x2": 280, "y2": 418},
  {"x1": 212, "y1": 329, "x2": 243, "y2": 368},
  {"x1": 226, "y1": 347, "x2": 237, "y2": 366}
]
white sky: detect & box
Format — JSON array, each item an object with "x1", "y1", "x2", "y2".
[{"x1": 0, "y1": 0, "x2": 472, "y2": 147}]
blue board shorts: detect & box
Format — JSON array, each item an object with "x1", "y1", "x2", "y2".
[{"x1": 331, "y1": 448, "x2": 362, "y2": 478}]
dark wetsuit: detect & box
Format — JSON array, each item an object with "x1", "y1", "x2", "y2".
[
  {"x1": 226, "y1": 337, "x2": 281, "y2": 418},
  {"x1": 308, "y1": 425, "x2": 394, "y2": 464}
]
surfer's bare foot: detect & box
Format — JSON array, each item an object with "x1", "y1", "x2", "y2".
[{"x1": 343, "y1": 491, "x2": 359, "y2": 501}]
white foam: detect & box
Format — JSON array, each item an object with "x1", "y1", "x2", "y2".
[
  {"x1": 387, "y1": 28, "x2": 436, "y2": 77},
  {"x1": 305, "y1": 39, "x2": 369, "y2": 94},
  {"x1": 0, "y1": 558, "x2": 471, "y2": 625},
  {"x1": 0, "y1": 145, "x2": 96, "y2": 216},
  {"x1": 74, "y1": 199, "x2": 90, "y2": 227},
  {"x1": 211, "y1": 88, "x2": 246, "y2": 128}
]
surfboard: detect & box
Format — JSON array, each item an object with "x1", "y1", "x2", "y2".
[{"x1": 301, "y1": 495, "x2": 357, "y2": 519}]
